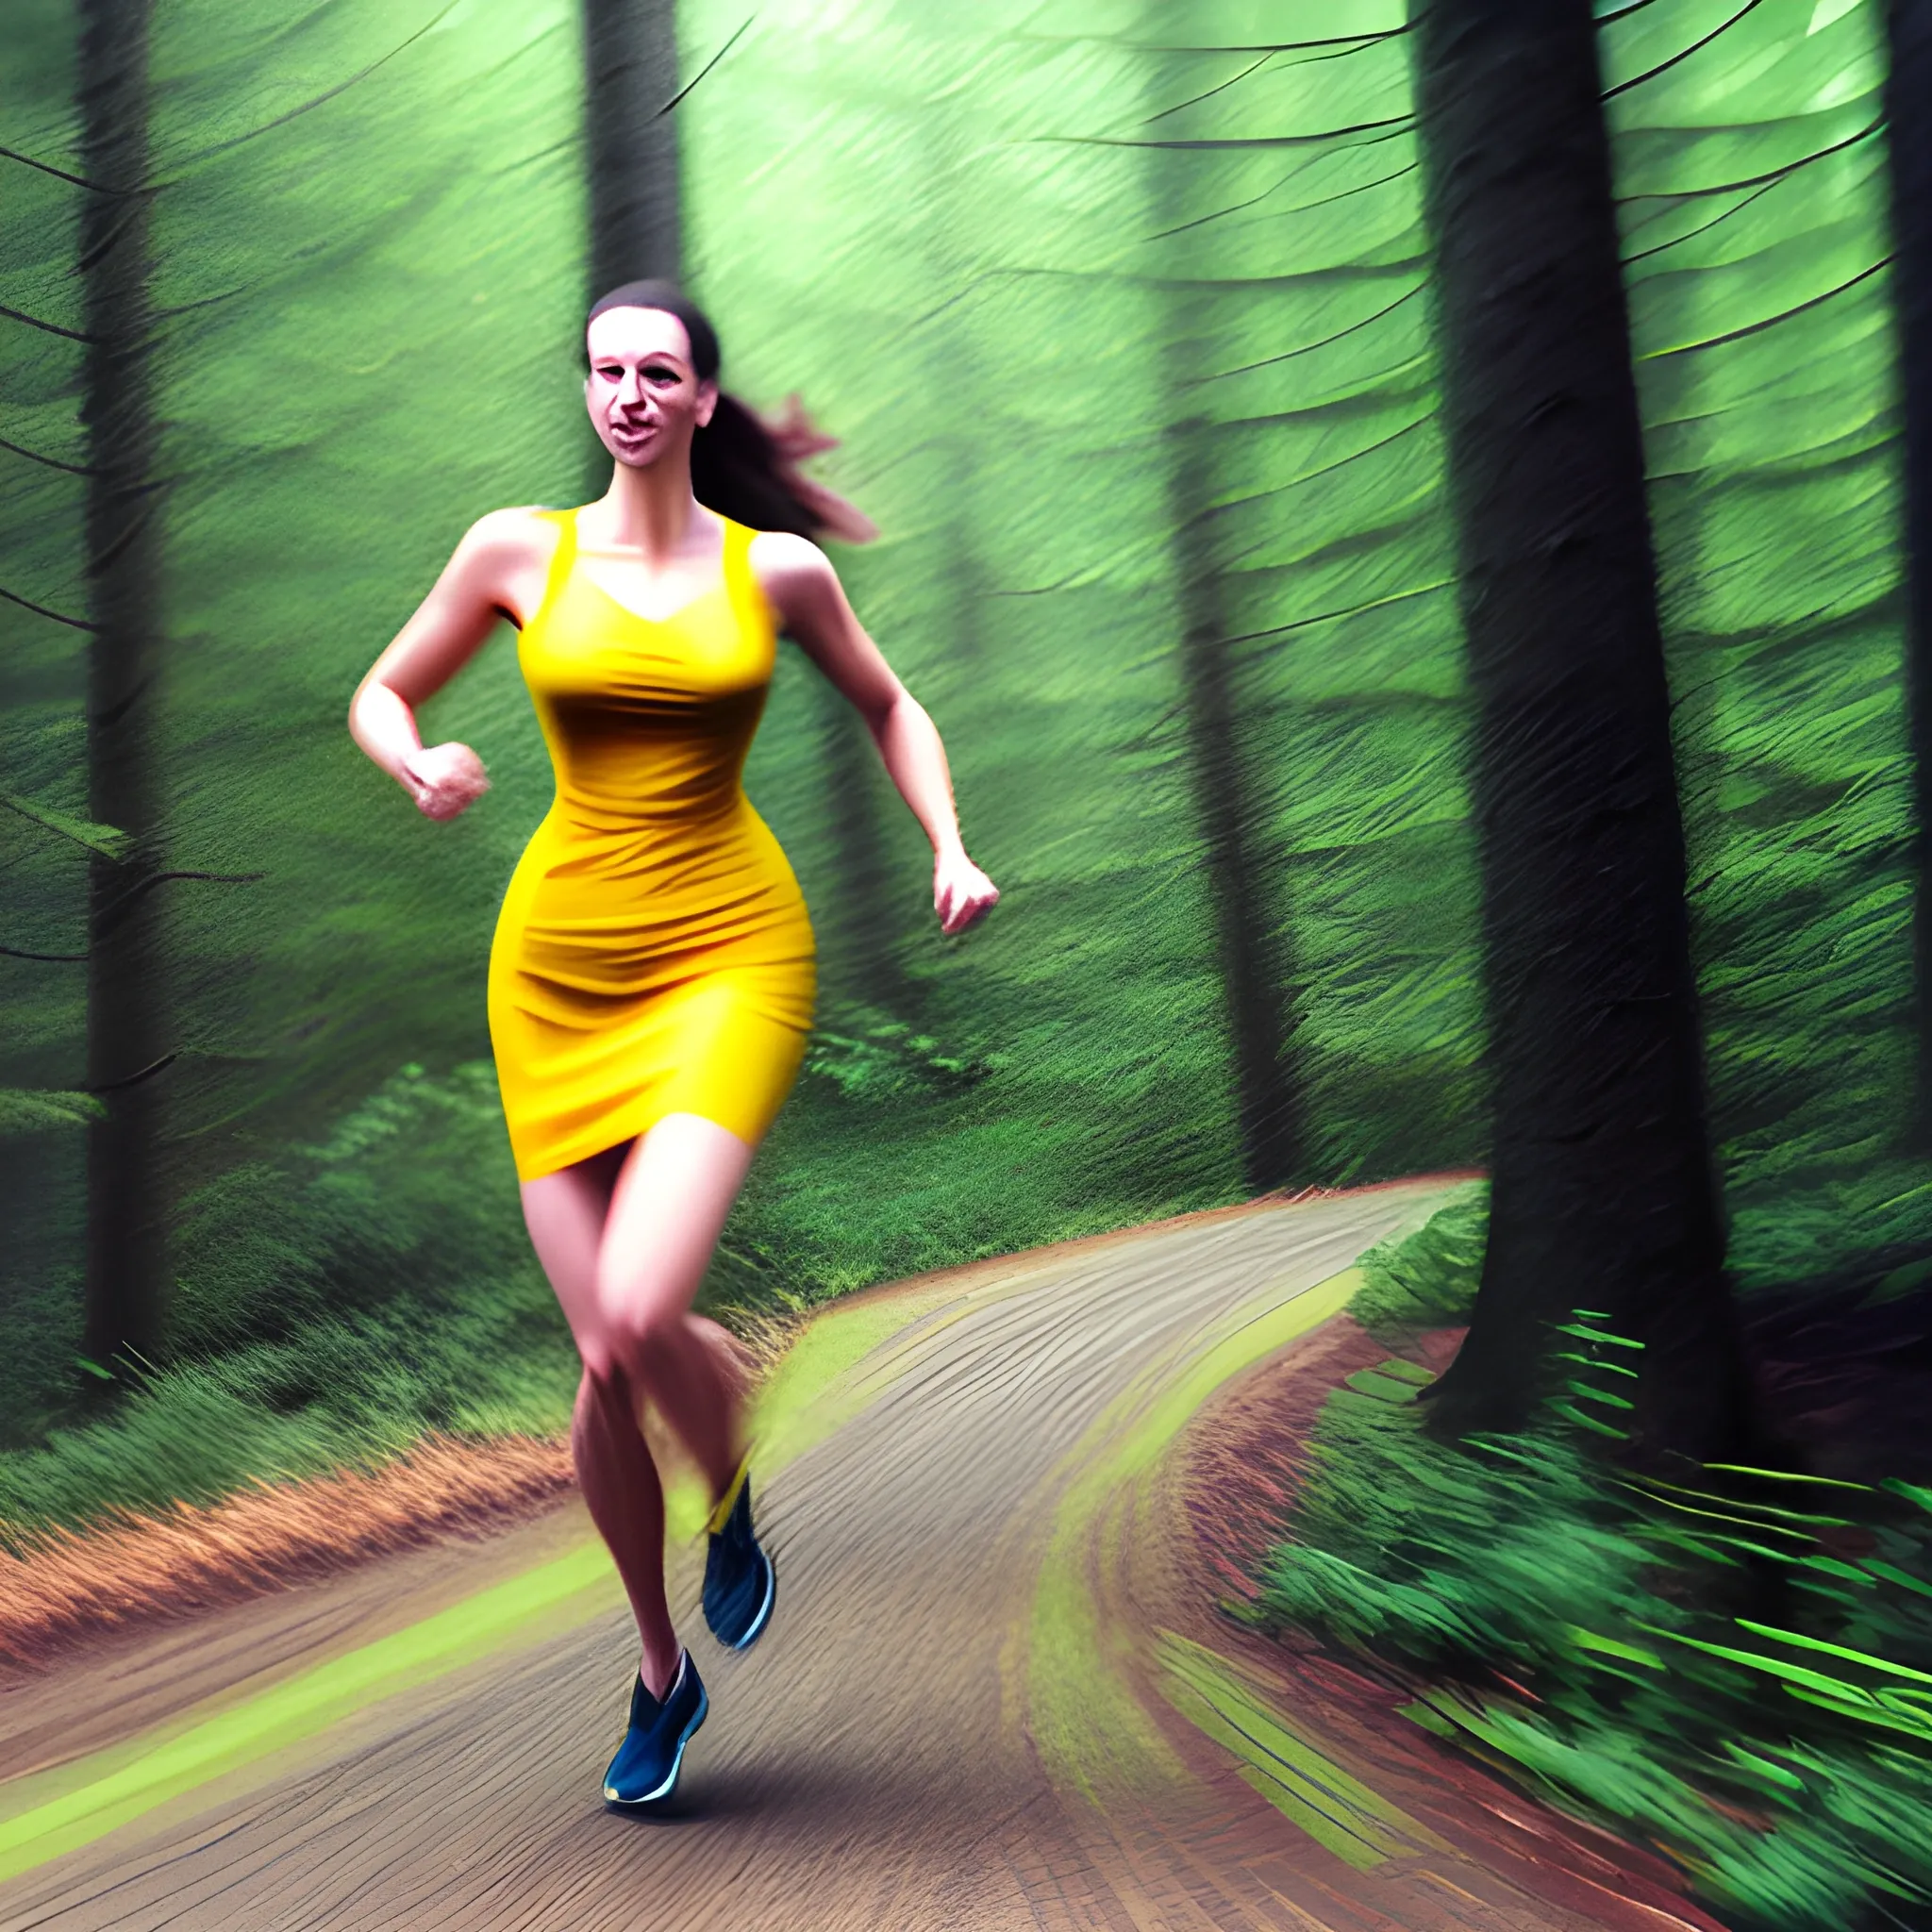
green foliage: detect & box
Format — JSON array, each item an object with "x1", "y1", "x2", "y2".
[
  {"x1": 800, "y1": 1000, "x2": 1000, "y2": 1105},
  {"x1": 1609, "y1": 0, "x2": 1925, "y2": 1290},
  {"x1": 1349, "y1": 1180, "x2": 1487, "y2": 1337},
  {"x1": 1268, "y1": 1194, "x2": 1932, "y2": 1925},
  {"x1": 2, "y1": 0, "x2": 1930, "y2": 1562},
  {"x1": 1, "y1": 1061, "x2": 579, "y2": 1536},
  {"x1": 0, "y1": 1290, "x2": 581, "y2": 1547},
  {"x1": 0, "y1": 792, "x2": 129, "y2": 861},
  {"x1": 0, "y1": 1091, "x2": 101, "y2": 1138},
  {"x1": 168, "y1": 1061, "x2": 536, "y2": 1357},
  {"x1": 1258, "y1": 1298, "x2": 1932, "y2": 1928}
]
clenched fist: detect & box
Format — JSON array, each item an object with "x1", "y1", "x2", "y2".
[
  {"x1": 934, "y1": 846, "x2": 999, "y2": 936},
  {"x1": 400, "y1": 741, "x2": 491, "y2": 821}
]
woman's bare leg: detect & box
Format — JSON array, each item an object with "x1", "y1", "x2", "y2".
[
  {"x1": 520, "y1": 1148, "x2": 681, "y2": 1699},
  {"x1": 596, "y1": 1113, "x2": 758, "y2": 1506},
  {"x1": 572, "y1": 1371, "x2": 680, "y2": 1695}
]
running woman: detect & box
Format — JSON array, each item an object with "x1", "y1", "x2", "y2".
[{"x1": 349, "y1": 281, "x2": 998, "y2": 1807}]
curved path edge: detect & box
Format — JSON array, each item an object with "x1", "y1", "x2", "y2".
[{"x1": 0, "y1": 1174, "x2": 1722, "y2": 1932}]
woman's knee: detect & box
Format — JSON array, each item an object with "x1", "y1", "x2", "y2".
[{"x1": 599, "y1": 1301, "x2": 685, "y2": 1388}]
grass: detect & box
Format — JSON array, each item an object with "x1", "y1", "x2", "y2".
[
  {"x1": 0, "y1": 1034, "x2": 1251, "y2": 1542},
  {"x1": 1252, "y1": 1197, "x2": 1932, "y2": 1932},
  {"x1": 0, "y1": 1064, "x2": 577, "y2": 1539},
  {"x1": 1347, "y1": 1179, "x2": 1487, "y2": 1338}
]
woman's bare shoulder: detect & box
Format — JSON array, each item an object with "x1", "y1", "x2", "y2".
[
  {"x1": 460, "y1": 504, "x2": 568, "y2": 564},
  {"x1": 418, "y1": 505, "x2": 570, "y2": 628},
  {"x1": 747, "y1": 531, "x2": 845, "y2": 639},
  {"x1": 746, "y1": 528, "x2": 835, "y2": 594},
  {"x1": 446, "y1": 506, "x2": 567, "y2": 607}
]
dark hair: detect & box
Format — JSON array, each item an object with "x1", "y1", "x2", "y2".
[{"x1": 585, "y1": 279, "x2": 855, "y2": 541}]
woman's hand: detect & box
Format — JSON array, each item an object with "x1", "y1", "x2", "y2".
[
  {"x1": 400, "y1": 741, "x2": 491, "y2": 821},
  {"x1": 934, "y1": 845, "x2": 998, "y2": 936},
  {"x1": 748, "y1": 536, "x2": 990, "y2": 923}
]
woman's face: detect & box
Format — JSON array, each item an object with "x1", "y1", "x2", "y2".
[{"x1": 584, "y1": 306, "x2": 718, "y2": 470}]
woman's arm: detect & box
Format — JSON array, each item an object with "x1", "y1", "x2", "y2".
[
  {"x1": 349, "y1": 508, "x2": 546, "y2": 820},
  {"x1": 750, "y1": 531, "x2": 998, "y2": 935}
]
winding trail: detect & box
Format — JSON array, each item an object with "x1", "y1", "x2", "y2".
[{"x1": 0, "y1": 1182, "x2": 1725, "y2": 1931}]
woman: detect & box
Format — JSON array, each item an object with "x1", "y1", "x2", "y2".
[{"x1": 348, "y1": 280, "x2": 998, "y2": 1809}]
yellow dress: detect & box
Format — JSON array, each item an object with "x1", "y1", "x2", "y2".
[{"x1": 487, "y1": 508, "x2": 816, "y2": 1182}]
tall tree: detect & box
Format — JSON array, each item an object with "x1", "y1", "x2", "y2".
[
  {"x1": 1886, "y1": 0, "x2": 1932, "y2": 1148},
  {"x1": 814, "y1": 677, "x2": 920, "y2": 1018},
  {"x1": 1409, "y1": 0, "x2": 1745, "y2": 1462},
  {"x1": 582, "y1": 0, "x2": 681, "y2": 293},
  {"x1": 1146, "y1": 37, "x2": 1302, "y2": 1197},
  {"x1": 1162, "y1": 413, "x2": 1302, "y2": 1194},
  {"x1": 77, "y1": 0, "x2": 169, "y2": 1374}
]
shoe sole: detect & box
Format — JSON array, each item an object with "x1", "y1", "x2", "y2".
[
  {"x1": 724, "y1": 1548, "x2": 775, "y2": 1652},
  {"x1": 603, "y1": 1686, "x2": 709, "y2": 1808}
]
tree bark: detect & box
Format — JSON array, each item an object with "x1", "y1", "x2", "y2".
[
  {"x1": 1164, "y1": 418, "x2": 1302, "y2": 1195},
  {"x1": 1145, "y1": 27, "x2": 1302, "y2": 1197},
  {"x1": 817, "y1": 686, "x2": 919, "y2": 1017},
  {"x1": 1410, "y1": 0, "x2": 1744, "y2": 1462},
  {"x1": 582, "y1": 0, "x2": 682, "y2": 294},
  {"x1": 78, "y1": 0, "x2": 167, "y2": 1373},
  {"x1": 1886, "y1": 0, "x2": 1932, "y2": 1148}
]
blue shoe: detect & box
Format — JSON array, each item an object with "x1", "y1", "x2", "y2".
[
  {"x1": 703, "y1": 1467, "x2": 775, "y2": 1650},
  {"x1": 602, "y1": 1651, "x2": 708, "y2": 1807}
]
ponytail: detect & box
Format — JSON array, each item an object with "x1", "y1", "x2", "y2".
[{"x1": 586, "y1": 280, "x2": 876, "y2": 544}]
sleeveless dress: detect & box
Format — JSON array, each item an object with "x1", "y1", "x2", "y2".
[{"x1": 486, "y1": 508, "x2": 817, "y2": 1182}]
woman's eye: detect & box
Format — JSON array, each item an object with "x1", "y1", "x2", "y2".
[{"x1": 644, "y1": 365, "x2": 679, "y2": 384}]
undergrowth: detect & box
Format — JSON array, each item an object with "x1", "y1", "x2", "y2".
[
  {"x1": 0, "y1": 1026, "x2": 1223, "y2": 1540},
  {"x1": 1349, "y1": 1179, "x2": 1486, "y2": 1337},
  {"x1": 1254, "y1": 1200, "x2": 1932, "y2": 1932},
  {"x1": 0, "y1": 1063, "x2": 580, "y2": 1541}
]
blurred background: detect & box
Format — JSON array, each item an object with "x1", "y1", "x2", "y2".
[{"x1": 0, "y1": 0, "x2": 1913, "y2": 1537}]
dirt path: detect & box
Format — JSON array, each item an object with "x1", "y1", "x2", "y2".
[{"x1": 0, "y1": 1183, "x2": 1724, "y2": 1931}]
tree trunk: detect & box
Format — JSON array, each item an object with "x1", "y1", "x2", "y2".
[
  {"x1": 582, "y1": 0, "x2": 682, "y2": 293},
  {"x1": 817, "y1": 685, "x2": 919, "y2": 1017},
  {"x1": 1410, "y1": 0, "x2": 1744, "y2": 1463},
  {"x1": 1887, "y1": 0, "x2": 1932, "y2": 1148},
  {"x1": 1145, "y1": 30, "x2": 1301, "y2": 1197},
  {"x1": 1164, "y1": 418, "x2": 1302, "y2": 1195},
  {"x1": 78, "y1": 0, "x2": 167, "y2": 1373}
]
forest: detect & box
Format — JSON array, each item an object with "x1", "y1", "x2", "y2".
[{"x1": 4, "y1": 0, "x2": 1932, "y2": 1924}]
